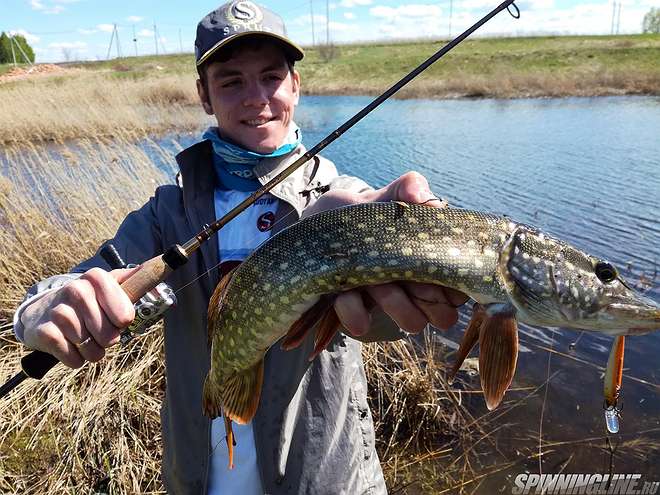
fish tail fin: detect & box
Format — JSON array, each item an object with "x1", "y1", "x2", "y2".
[
  {"x1": 224, "y1": 415, "x2": 236, "y2": 470},
  {"x1": 281, "y1": 294, "x2": 338, "y2": 352},
  {"x1": 448, "y1": 303, "x2": 485, "y2": 382},
  {"x1": 478, "y1": 308, "x2": 519, "y2": 410},
  {"x1": 207, "y1": 263, "x2": 240, "y2": 348},
  {"x1": 219, "y1": 359, "x2": 265, "y2": 425}
]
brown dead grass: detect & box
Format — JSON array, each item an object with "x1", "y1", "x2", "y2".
[{"x1": 0, "y1": 137, "x2": 488, "y2": 493}]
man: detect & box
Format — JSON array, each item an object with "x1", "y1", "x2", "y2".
[{"x1": 14, "y1": 2, "x2": 465, "y2": 493}]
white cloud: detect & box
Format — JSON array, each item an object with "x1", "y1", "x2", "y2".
[
  {"x1": 126, "y1": 15, "x2": 143, "y2": 23},
  {"x1": 29, "y1": 0, "x2": 65, "y2": 14},
  {"x1": 138, "y1": 29, "x2": 155, "y2": 37},
  {"x1": 9, "y1": 29, "x2": 40, "y2": 44},
  {"x1": 78, "y1": 28, "x2": 97, "y2": 35},
  {"x1": 344, "y1": 12, "x2": 356, "y2": 19},
  {"x1": 45, "y1": 5, "x2": 64, "y2": 14},
  {"x1": 340, "y1": 0, "x2": 372, "y2": 6},
  {"x1": 97, "y1": 24, "x2": 116, "y2": 32},
  {"x1": 370, "y1": 4, "x2": 442, "y2": 19}
]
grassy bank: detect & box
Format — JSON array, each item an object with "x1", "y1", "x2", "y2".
[
  {"x1": 0, "y1": 137, "x2": 504, "y2": 493},
  {"x1": 0, "y1": 35, "x2": 658, "y2": 144}
]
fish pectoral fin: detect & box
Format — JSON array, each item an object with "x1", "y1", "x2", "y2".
[
  {"x1": 478, "y1": 307, "x2": 519, "y2": 410},
  {"x1": 224, "y1": 415, "x2": 236, "y2": 470},
  {"x1": 449, "y1": 303, "x2": 485, "y2": 382},
  {"x1": 214, "y1": 359, "x2": 265, "y2": 425},
  {"x1": 308, "y1": 306, "x2": 341, "y2": 362},
  {"x1": 207, "y1": 263, "x2": 241, "y2": 348},
  {"x1": 281, "y1": 294, "x2": 337, "y2": 351}
]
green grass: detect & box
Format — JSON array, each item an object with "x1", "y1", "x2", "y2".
[{"x1": 54, "y1": 34, "x2": 660, "y2": 98}]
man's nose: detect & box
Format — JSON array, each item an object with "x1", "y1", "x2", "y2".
[{"x1": 243, "y1": 81, "x2": 269, "y2": 106}]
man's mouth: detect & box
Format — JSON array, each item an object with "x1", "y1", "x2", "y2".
[{"x1": 243, "y1": 117, "x2": 274, "y2": 127}]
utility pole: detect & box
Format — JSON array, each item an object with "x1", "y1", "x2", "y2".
[
  {"x1": 10, "y1": 35, "x2": 33, "y2": 66},
  {"x1": 154, "y1": 23, "x2": 159, "y2": 55},
  {"x1": 115, "y1": 24, "x2": 123, "y2": 58},
  {"x1": 106, "y1": 24, "x2": 116, "y2": 59},
  {"x1": 310, "y1": 0, "x2": 315, "y2": 46},
  {"x1": 610, "y1": 0, "x2": 616, "y2": 34},
  {"x1": 448, "y1": 0, "x2": 453, "y2": 38},
  {"x1": 616, "y1": 2, "x2": 622, "y2": 34},
  {"x1": 325, "y1": 0, "x2": 329, "y2": 45},
  {"x1": 9, "y1": 35, "x2": 17, "y2": 66},
  {"x1": 133, "y1": 25, "x2": 138, "y2": 57},
  {"x1": 179, "y1": 29, "x2": 183, "y2": 53}
]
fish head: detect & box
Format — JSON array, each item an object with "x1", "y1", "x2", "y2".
[{"x1": 500, "y1": 226, "x2": 660, "y2": 335}]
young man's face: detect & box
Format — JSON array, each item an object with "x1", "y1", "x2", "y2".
[{"x1": 197, "y1": 42, "x2": 300, "y2": 154}]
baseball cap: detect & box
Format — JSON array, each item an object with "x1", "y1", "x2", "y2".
[{"x1": 195, "y1": 1, "x2": 305, "y2": 67}]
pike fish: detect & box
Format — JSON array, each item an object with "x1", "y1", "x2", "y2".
[{"x1": 203, "y1": 201, "x2": 660, "y2": 462}]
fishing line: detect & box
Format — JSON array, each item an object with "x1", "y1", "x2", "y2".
[
  {"x1": 537, "y1": 328, "x2": 555, "y2": 491},
  {"x1": 174, "y1": 194, "x2": 448, "y2": 297}
]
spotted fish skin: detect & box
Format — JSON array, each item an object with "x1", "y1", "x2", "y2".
[{"x1": 204, "y1": 201, "x2": 660, "y2": 421}]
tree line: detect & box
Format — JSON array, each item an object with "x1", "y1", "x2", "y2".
[{"x1": 0, "y1": 32, "x2": 36, "y2": 64}]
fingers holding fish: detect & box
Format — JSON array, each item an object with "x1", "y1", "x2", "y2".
[
  {"x1": 401, "y1": 282, "x2": 468, "y2": 330},
  {"x1": 365, "y1": 284, "x2": 429, "y2": 334},
  {"x1": 334, "y1": 290, "x2": 372, "y2": 336}
]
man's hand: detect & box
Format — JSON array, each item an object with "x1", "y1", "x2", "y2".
[
  {"x1": 303, "y1": 171, "x2": 468, "y2": 337},
  {"x1": 20, "y1": 268, "x2": 137, "y2": 368}
]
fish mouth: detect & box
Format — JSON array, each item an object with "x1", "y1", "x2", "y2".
[{"x1": 605, "y1": 297, "x2": 660, "y2": 334}]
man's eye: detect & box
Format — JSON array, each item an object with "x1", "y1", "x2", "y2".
[{"x1": 221, "y1": 80, "x2": 241, "y2": 88}]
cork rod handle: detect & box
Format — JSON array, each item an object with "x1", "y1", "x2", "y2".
[{"x1": 120, "y1": 255, "x2": 172, "y2": 303}]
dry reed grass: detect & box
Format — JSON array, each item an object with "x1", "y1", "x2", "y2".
[
  {"x1": 0, "y1": 73, "x2": 205, "y2": 145},
  {"x1": 0, "y1": 137, "x2": 485, "y2": 492},
  {"x1": 0, "y1": 138, "x2": 175, "y2": 493}
]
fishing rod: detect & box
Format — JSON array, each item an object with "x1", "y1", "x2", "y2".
[{"x1": 0, "y1": 0, "x2": 520, "y2": 399}]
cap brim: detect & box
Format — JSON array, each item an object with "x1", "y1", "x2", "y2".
[{"x1": 196, "y1": 32, "x2": 304, "y2": 67}]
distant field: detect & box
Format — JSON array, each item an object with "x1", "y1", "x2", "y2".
[{"x1": 0, "y1": 34, "x2": 658, "y2": 143}]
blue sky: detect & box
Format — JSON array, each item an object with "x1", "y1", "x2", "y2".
[{"x1": 2, "y1": 0, "x2": 659, "y2": 63}]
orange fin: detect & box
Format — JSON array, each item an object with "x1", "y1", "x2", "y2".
[
  {"x1": 604, "y1": 335, "x2": 625, "y2": 408},
  {"x1": 207, "y1": 265, "x2": 240, "y2": 348},
  {"x1": 449, "y1": 303, "x2": 485, "y2": 381},
  {"x1": 281, "y1": 295, "x2": 337, "y2": 351},
  {"x1": 204, "y1": 359, "x2": 264, "y2": 425},
  {"x1": 478, "y1": 310, "x2": 519, "y2": 410},
  {"x1": 308, "y1": 306, "x2": 341, "y2": 362},
  {"x1": 224, "y1": 415, "x2": 236, "y2": 470}
]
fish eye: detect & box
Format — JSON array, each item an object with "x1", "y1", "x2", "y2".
[{"x1": 595, "y1": 261, "x2": 617, "y2": 283}]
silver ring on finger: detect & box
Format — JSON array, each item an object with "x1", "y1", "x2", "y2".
[{"x1": 74, "y1": 335, "x2": 94, "y2": 349}]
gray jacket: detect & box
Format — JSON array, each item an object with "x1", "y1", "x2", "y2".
[{"x1": 17, "y1": 141, "x2": 397, "y2": 494}]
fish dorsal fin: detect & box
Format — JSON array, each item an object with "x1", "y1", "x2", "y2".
[
  {"x1": 449, "y1": 303, "x2": 485, "y2": 381},
  {"x1": 478, "y1": 306, "x2": 519, "y2": 410},
  {"x1": 207, "y1": 264, "x2": 240, "y2": 348},
  {"x1": 281, "y1": 294, "x2": 338, "y2": 353},
  {"x1": 216, "y1": 359, "x2": 265, "y2": 425}
]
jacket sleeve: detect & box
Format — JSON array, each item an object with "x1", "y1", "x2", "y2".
[{"x1": 13, "y1": 186, "x2": 169, "y2": 342}]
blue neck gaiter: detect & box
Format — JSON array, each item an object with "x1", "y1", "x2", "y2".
[{"x1": 203, "y1": 125, "x2": 302, "y2": 191}]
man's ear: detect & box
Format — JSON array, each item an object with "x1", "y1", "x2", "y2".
[
  {"x1": 196, "y1": 78, "x2": 214, "y2": 115},
  {"x1": 292, "y1": 69, "x2": 301, "y2": 106}
]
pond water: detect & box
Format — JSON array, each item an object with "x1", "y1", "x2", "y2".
[
  {"x1": 158, "y1": 95, "x2": 660, "y2": 489},
  {"x1": 6, "y1": 94, "x2": 660, "y2": 490}
]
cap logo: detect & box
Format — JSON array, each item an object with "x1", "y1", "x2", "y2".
[{"x1": 229, "y1": 1, "x2": 263, "y2": 24}]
